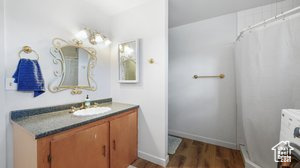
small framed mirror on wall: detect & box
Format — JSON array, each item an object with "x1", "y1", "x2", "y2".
[{"x1": 118, "y1": 39, "x2": 140, "y2": 83}]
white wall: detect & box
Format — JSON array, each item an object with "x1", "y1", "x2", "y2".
[
  {"x1": 111, "y1": 0, "x2": 169, "y2": 166},
  {"x1": 169, "y1": 14, "x2": 238, "y2": 149},
  {"x1": 4, "y1": 0, "x2": 112, "y2": 167},
  {"x1": 0, "y1": 0, "x2": 6, "y2": 167}
]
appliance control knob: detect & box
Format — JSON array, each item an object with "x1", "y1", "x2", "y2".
[{"x1": 294, "y1": 127, "x2": 300, "y2": 138}]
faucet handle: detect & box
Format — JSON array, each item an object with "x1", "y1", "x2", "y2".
[
  {"x1": 91, "y1": 102, "x2": 100, "y2": 108},
  {"x1": 70, "y1": 106, "x2": 76, "y2": 113},
  {"x1": 80, "y1": 103, "x2": 85, "y2": 109}
]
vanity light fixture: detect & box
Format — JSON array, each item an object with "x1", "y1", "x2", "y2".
[{"x1": 76, "y1": 28, "x2": 111, "y2": 46}]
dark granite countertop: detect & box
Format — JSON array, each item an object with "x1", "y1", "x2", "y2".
[{"x1": 11, "y1": 99, "x2": 139, "y2": 139}]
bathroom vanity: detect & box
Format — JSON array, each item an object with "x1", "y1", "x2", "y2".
[{"x1": 11, "y1": 99, "x2": 138, "y2": 168}]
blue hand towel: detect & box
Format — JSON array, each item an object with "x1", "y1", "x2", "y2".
[{"x1": 13, "y1": 59, "x2": 45, "y2": 97}]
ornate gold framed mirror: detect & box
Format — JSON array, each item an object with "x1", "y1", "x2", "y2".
[{"x1": 48, "y1": 38, "x2": 97, "y2": 94}]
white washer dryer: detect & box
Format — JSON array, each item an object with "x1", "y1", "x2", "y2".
[
  {"x1": 280, "y1": 109, "x2": 300, "y2": 144},
  {"x1": 280, "y1": 109, "x2": 300, "y2": 167}
]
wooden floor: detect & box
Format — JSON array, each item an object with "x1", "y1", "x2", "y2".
[{"x1": 132, "y1": 138, "x2": 244, "y2": 168}]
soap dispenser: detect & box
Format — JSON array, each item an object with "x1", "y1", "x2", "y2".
[{"x1": 85, "y1": 95, "x2": 91, "y2": 108}]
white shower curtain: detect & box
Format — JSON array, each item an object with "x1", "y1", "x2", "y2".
[{"x1": 235, "y1": 13, "x2": 300, "y2": 168}]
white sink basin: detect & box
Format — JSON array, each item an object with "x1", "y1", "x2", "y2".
[{"x1": 73, "y1": 107, "x2": 111, "y2": 117}]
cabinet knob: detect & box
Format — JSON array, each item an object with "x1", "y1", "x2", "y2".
[
  {"x1": 102, "y1": 145, "x2": 106, "y2": 157},
  {"x1": 113, "y1": 140, "x2": 116, "y2": 150},
  {"x1": 47, "y1": 154, "x2": 52, "y2": 163}
]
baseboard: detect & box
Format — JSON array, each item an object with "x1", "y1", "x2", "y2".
[
  {"x1": 138, "y1": 151, "x2": 169, "y2": 167},
  {"x1": 169, "y1": 129, "x2": 237, "y2": 150},
  {"x1": 240, "y1": 145, "x2": 262, "y2": 168}
]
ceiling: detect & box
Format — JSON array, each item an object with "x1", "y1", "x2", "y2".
[{"x1": 169, "y1": 0, "x2": 284, "y2": 28}]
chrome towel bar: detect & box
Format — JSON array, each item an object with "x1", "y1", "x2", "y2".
[{"x1": 193, "y1": 74, "x2": 225, "y2": 79}]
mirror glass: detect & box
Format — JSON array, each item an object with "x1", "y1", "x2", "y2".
[
  {"x1": 61, "y1": 46, "x2": 89, "y2": 87},
  {"x1": 118, "y1": 40, "x2": 139, "y2": 83}
]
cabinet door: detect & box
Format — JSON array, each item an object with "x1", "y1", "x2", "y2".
[
  {"x1": 110, "y1": 111, "x2": 138, "y2": 168},
  {"x1": 50, "y1": 123, "x2": 109, "y2": 168}
]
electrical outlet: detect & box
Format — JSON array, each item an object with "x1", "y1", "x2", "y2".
[{"x1": 6, "y1": 78, "x2": 17, "y2": 90}]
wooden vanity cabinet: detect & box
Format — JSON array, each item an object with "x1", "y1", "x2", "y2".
[
  {"x1": 13, "y1": 108, "x2": 138, "y2": 168},
  {"x1": 110, "y1": 111, "x2": 138, "y2": 168},
  {"x1": 50, "y1": 123, "x2": 109, "y2": 168}
]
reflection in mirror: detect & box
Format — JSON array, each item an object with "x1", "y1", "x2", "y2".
[
  {"x1": 49, "y1": 38, "x2": 97, "y2": 95},
  {"x1": 118, "y1": 40, "x2": 139, "y2": 83},
  {"x1": 61, "y1": 47, "x2": 89, "y2": 87}
]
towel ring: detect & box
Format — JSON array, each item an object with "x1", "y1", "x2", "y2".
[{"x1": 18, "y1": 46, "x2": 39, "y2": 60}]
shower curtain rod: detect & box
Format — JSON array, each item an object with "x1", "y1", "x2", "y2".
[{"x1": 236, "y1": 6, "x2": 300, "y2": 41}]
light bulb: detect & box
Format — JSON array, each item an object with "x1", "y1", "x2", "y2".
[
  {"x1": 124, "y1": 46, "x2": 134, "y2": 55},
  {"x1": 95, "y1": 34, "x2": 103, "y2": 43},
  {"x1": 104, "y1": 39, "x2": 112, "y2": 46},
  {"x1": 76, "y1": 29, "x2": 88, "y2": 39},
  {"x1": 119, "y1": 45, "x2": 123, "y2": 51}
]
